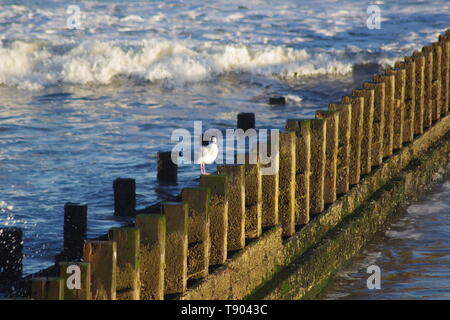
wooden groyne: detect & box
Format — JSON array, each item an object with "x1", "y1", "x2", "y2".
[{"x1": 1, "y1": 30, "x2": 449, "y2": 300}]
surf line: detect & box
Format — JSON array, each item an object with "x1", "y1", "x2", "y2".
[{"x1": 181, "y1": 304, "x2": 216, "y2": 318}]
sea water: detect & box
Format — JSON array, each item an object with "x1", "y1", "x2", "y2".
[{"x1": 0, "y1": 0, "x2": 448, "y2": 291}]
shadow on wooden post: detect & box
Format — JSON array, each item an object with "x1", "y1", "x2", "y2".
[{"x1": 31, "y1": 277, "x2": 64, "y2": 300}]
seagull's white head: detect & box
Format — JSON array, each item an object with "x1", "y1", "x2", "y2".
[{"x1": 210, "y1": 136, "x2": 217, "y2": 144}]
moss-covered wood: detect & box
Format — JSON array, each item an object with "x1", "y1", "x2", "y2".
[
  {"x1": 162, "y1": 202, "x2": 189, "y2": 294},
  {"x1": 182, "y1": 187, "x2": 211, "y2": 279},
  {"x1": 83, "y1": 240, "x2": 117, "y2": 300},
  {"x1": 286, "y1": 119, "x2": 311, "y2": 225},
  {"x1": 135, "y1": 214, "x2": 165, "y2": 300},
  {"x1": 108, "y1": 227, "x2": 140, "y2": 300},
  {"x1": 200, "y1": 175, "x2": 229, "y2": 265},
  {"x1": 217, "y1": 165, "x2": 246, "y2": 250},
  {"x1": 278, "y1": 131, "x2": 296, "y2": 236}
]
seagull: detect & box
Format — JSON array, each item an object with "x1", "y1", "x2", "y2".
[{"x1": 195, "y1": 136, "x2": 218, "y2": 175}]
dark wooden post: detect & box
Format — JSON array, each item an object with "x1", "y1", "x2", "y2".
[
  {"x1": 63, "y1": 203, "x2": 87, "y2": 261},
  {"x1": 0, "y1": 228, "x2": 23, "y2": 286},
  {"x1": 237, "y1": 113, "x2": 256, "y2": 131},
  {"x1": 113, "y1": 178, "x2": 136, "y2": 217},
  {"x1": 157, "y1": 151, "x2": 177, "y2": 184}
]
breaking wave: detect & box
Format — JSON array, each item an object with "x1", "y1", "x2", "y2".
[{"x1": 0, "y1": 39, "x2": 361, "y2": 90}]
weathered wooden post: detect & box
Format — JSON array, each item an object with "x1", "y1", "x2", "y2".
[
  {"x1": 135, "y1": 214, "x2": 165, "y2": 300},
  {"x1": 31, "y1": 277, "x2": 64, "y2": 300},
  {"x1": 328, "y1": 103, "x2": 351, "y2": 195},
  {"x1": 217, "y1": 165, "x2": 246, "y2": 251},
  {"x1": 200, "y1": 174, "x2": 228, "y2": 264},
  {"x1": 438, "y1": 34, "x2": 449, "y2": 115},
  {"x1": 237, "y1": 113, "x2": 256, "y2": 131},
  {"x1": 59, "y1": 262, "x2": 91, "y2": 300},
  {"x1": 63, "y1": 203, "x2": 87, "y2": 261},
  {"x1": 83, "y1": 240, "x2": 117, "y2": 300},
  {"x1": 108, "y1": 227, "x2": 140, "y2": 300},
  {"x1": 162, "y1": 202, "x2": 188, "y2": 294},
  {"x1": 257, "y1": 140, "x2": 280, "y2": 228},
  {"x1": 182, "y1": 187, "x2": 211, "y2": 279},
  {"x1": 0, "y1": 228, "x2": 23, "y2": 286},
  {"x1": 31, "y1": 278, "x2": 46, "y2": 300},
  {"x1": 308, "y1": 119, "x2": 326, "y2": 213},
  {"x1": 240, "y1": 155, "x2": 262, "y2": 239},
  {"x1": 385, "y1": 67, "x2": 406, "y2": 150},
  {"x1": 341, "y1": 96, "x2": 363, "y2": 185},
  {"x1": 113, "y1": 178, "x2": 136, "y2": 217},
  {"x1": 395, "y1": 60, "x2": 416, "y2": 143},
  {"x1": 446, "y1": 29, "x2": 450, "y2": 111},
  {"x1": 410, "y1": 51, "x2": 425, "y2": 134},
  {"x1": 373, "y1": 74, "x2": 395, "y2": 158},
  {"x1": 269, "y1": 96, "x2": 286, "y2": 105},
  {"x1": 353, "y1": 88, "x2": 374, "y2": 175},
  {"x1": 422, "y1": 46, "x2": 434, "y2": 129},
  {"x1": 316, "y1": 111, "x2": 339, "y2": 205},
  {"x1": 431, "y1": 42, "x2": 442, "y2": 121},
  {"x1": 362, "y1": 82, "x2": 385, "y2": 167},
  {"x1": 286, "y1": 119, "x2": 311, "y2": 225},
  {"x1": 278, "y1": 131, "x2": 296, "y2": 236},
  {"x1": 157, "y1": 151, "x2": 177, "y2": 184}
]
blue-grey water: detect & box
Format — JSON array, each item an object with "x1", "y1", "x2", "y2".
[{"x1": 0, "y1": 0, "x2": 449, "y2": 300}]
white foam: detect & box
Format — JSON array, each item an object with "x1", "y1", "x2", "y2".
[
  {"x1": 385, "y1": 229, "x2": 422, "y2": 240},
  {"x1": 121, "y1": 15, "x2": 144, "y2": 23},
  {"x1": 285, "y1": 95, "x2": 303, "y2": 104},
  {"x1": 0, "y1": 39, "x2": 357, "y2": 90}
]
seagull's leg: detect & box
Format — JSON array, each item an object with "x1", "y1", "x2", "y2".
[
  {"x1": 203, "y1": 164, "x2": 210, "y2": 175},
  {"x1": 200, "y1": 163, "x2": 204, "y2": 174}
]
